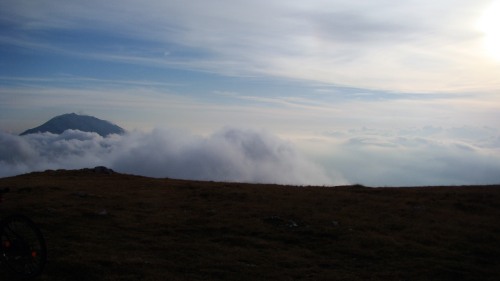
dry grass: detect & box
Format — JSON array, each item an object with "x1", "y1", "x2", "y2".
[{"x1": 1, "y1": 169, "x2": 499, "y2": 280}]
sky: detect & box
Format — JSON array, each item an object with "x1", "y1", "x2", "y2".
[{"x1": 1, "y1": 0, "x2": 500, "y2": 186}]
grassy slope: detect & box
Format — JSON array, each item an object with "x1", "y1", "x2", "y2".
[{"x1": 1, "y1": 170, "x2": 499, "y2": 280}]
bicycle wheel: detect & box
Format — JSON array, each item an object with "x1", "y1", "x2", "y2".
[{"x1": 0, "y1": 214, "x2": 47, "y2": 279}]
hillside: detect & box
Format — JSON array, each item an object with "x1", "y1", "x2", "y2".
[
  {"x1": 20, "y1": 113, "x2": 125, "y2": 137},
  {"x1": 1, "y1": 169, "x2": 499, "y2": 280}
]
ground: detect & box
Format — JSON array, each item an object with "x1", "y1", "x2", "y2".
[{"x1": 1, "y1": 169, "x2": 499, "y2": 280}]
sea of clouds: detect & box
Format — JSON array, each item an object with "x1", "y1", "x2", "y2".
[
  {"x1": 310, "y1": 126, "x2": 500, "y2": 186},
  {"x1": 2, "y1": 126, "x2": 500, "y2": 186},
  {"x1": 0, "y1": 128, "x2": 339, "y2": 185}
]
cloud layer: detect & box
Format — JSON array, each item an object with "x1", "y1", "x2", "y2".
[
  {"x1": 307, "y1": 126, "x2": 500, "y2": 186},
  {"x1": 2, "y1": 126, "x2": 500, "y2": 187},
  {"x1": 1, "y1": 0, "x2": 498, "y2": 92},
  {"x1": 0, "y1": 128, "x2": 338, "y2": 185}
]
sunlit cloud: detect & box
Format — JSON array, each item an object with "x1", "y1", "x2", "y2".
[
  {"x1": 477, "y1": 0, "x2": 500, "y2": 61},
  {"x1": 1, "y1": 0, "x2": 498, "y2": 92}
]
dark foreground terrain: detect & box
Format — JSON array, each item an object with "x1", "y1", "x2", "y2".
[{"x1": 1, "y1": 169, "x2": 499, "y2": 280}]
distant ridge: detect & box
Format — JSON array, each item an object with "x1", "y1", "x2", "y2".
[{"x1": 20, "y1": 113, "x2": 125, "y2": 137}]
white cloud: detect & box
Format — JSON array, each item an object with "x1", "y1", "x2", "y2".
[
  {"x1": 1, "y1": 0, "x2": 498, "y2": 92},
  {"x1": 0, "y1": 128, "x2": 339, "y2": 186},
  {"x1": 304, "y1": 126, "x2": 500, "y2": 186},
  {"x1": 2, "y1": 125, "x2": 500, "y2": 187},
  {"x1": 1, "y1": 1, "x2": 500, "y2": 187}
]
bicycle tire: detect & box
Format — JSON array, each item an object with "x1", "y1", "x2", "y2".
[{"x1": 0, "y1": 214, "x2": 47, "y2": 279}]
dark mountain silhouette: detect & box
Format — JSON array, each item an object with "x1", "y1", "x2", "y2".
[{"x1": 20, "y1": 113, "x2": 125, "y2": 137}]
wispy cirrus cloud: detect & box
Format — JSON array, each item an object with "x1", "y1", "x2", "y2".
[{"x1": 1, "y1": 0, "x2": 498, "y2": 92}]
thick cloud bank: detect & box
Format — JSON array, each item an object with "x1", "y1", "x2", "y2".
[
  {"x1": 0, "y1": 128, "x2": 337, "y2": 185},
  {"x1": 4, "y1": 126, "x2": 499, "y2": 186}
]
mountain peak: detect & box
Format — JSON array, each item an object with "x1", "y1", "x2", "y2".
[{"x1": 20, "y1": 113, "x2": 125, "y2": 137}]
